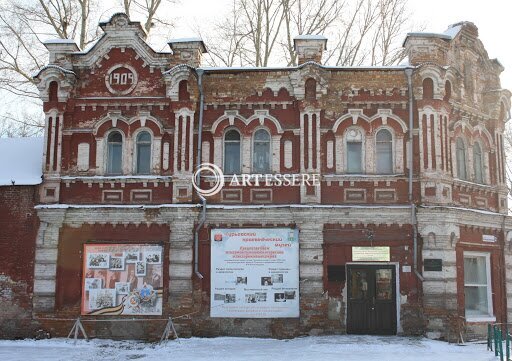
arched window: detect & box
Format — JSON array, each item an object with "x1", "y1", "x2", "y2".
[
  {"x1": 456, "y1": 138, "x2": 467, "y2": 180},
  {"x1": 444, "y1": 80, "x2": 451, "y2": 101},
  {"x1": 136, "y1": 131, "x2": 152, "y2": 174},
  {"x1": 253, "y1": 129, "x2": 271, "y2": 173},
  {"x1": 107, "y1": 131, "x2": 123, "y2": 175},
  {"x1": 178, "y1": 80, "x2": 190, "y2": 101},
  {"x1": 376, "y1": 129, "x2": 393, "y2": 174},
  {"x1": 346, "y1": 128, "x2": 363, "y2": 174},
  {"x1": 224, "y1": 129, "x2": 241, "y2": 174},
  {"x1": 305, "y1": 78, "x2": 316, "y2": 101},
  {"x1": 423, "y1": 78, "x2": 434, "y2": 99},
  {"x1": 473, "y1": 142, "x2": 483, "y2": 183},
  {"x1": 49, "y1": 81, "x2": 58, "y2": 102}
]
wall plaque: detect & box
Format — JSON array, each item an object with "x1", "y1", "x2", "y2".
[
  {"x1": 424, "y1": 258, "x2": 443, "y2": 272},
  {"x1": 352, "y1": 246, "x2": 390, "y2": 262},
  {"x1": 105, "y1": 64, "x2": 138, "y2": 95}
]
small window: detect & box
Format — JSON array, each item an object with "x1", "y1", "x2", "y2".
[
  {"x1": 423, "y1": 78, "x2": 434, "y2": 99},
  {"x1": 473, "y1": 142, "x2": 483, "y2": 183},
  {"x1": 376, "y1": 129, "x2": 393, "y2": 174},
  {"x1": 464, "y1": 253, "x2": 493, "y2": 318},
  {"x1": 178, "y1": 80, "x2": 190, "y2": 101},
  {"x1": 136, "y1": 131, "x2": 152, "y2": 174},
  {"x1": 107, "y1": 131, "x2": 123, "y2": 175},
  {"x1": 346, "y1": 128, "x2": 363, "y2": 174},
  {"x1": 253, "y1": 129, "x2": 271, "y2": 173},
  {"x1": 305, "y1": 78, "x2": 316, "y2": 101},
  {"x1": 49, "y1": 81, "x2": 58, "y2": 102},
  {"x1": 456, "y1": 138, "x2": 467, "y2": 180},
  {"x1": 444, "y1": 80, "x2": 451, "y2": 101},
  {"x1": 224, "y1": 129, "x2": 241, "y2": 174}
]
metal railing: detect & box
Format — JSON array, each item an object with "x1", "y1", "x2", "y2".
[{"x1": 488, "y1": 323, "x2": 512, "y2": 361}]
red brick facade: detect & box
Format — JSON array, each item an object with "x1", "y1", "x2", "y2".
[{"x1": 1, "y1": 14, "x2": 511, "y2": 340}]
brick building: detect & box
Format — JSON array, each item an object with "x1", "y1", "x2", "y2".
[{"x1": 1, "y1": 13, "x2": 511, "y2": 340}]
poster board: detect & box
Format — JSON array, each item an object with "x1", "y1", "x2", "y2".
[
  {"x1": 81, "y1": 243, "x2": 163, "y2": 316},
  {"x1": 210, "y1": 228, "x2": 299, "y2": 318}
]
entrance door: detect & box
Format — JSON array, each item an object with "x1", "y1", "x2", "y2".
[{"x1": 346, "y1": 264, "x2": 397, "y2": 335}]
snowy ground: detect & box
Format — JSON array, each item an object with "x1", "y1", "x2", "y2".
[{"x1": 0, "y1": 335, "x2": 497, "y2": 361}]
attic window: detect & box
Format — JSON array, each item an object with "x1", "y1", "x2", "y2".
[
  {"x1": 444, "y1": 80, "x2": 451, "y2": 101},
  {"x1": 179, "y1": 80, "x2": 190, "y2": 101},
  {"x1": 305, "y1": 78, "x2": 316, "y2": 101},
  {"x1": 49, "y1": 81, "x2": 58, "y2": 102},
  {"x1": 422, "y1": 78, "x2": 434, "y2": 99}
]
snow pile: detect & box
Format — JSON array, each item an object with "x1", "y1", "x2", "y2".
[
  {"x1": 0, "y1": 336, "x2": 495, "y2": 361},
  {"x1": 0, "y1": 137, "x2": 43, "y2": 186}
]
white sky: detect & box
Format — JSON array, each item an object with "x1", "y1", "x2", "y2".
[
  {"x1": 3, "y1": 0, "x2": 512, "y2": 127},
  {"x1": 164, "y1": 0, "x2": 512, "y2": 89}
]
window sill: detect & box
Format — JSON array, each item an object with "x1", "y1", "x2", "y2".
[
  {"x1": 465, "y1": 316, "x2": 496, "y2": 323},
  {"x1": 453, "y1": 178, "x2": 492, "y2": 188}
]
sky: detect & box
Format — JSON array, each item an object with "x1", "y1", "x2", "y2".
[
  {"x1": 164, "y1": 0, "x2": 512, "y2": 89},
  {"x1": 2, "y1": 0, "x2": 512, "y2": 131}
]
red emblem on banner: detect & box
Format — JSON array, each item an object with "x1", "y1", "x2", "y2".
[{"x1": 214, "y1": 234, "x2": 222, "y2": 241}]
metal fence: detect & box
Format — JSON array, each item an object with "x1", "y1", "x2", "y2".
[{"x1": 488, "y1": 323, "x2": 512, "y2": 361}]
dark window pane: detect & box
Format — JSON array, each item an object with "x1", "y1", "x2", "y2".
[
  {"x1": 225, "y1": 130, "x2": 240, "y2": 141},
  {"x1": 108, "y1": 131, "x2": 122, "y2": 143}
]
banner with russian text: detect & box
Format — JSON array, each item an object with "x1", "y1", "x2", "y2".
[{"x1": 210, "y1": 228, "x2": 299, "y2": 318}]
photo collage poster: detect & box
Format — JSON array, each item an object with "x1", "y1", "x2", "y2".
[
  {"x1": 210, "y1": 228, "x2": 300, "y2": 318},
  {"x1": 81, "y1": 243, "x2": 163, "y2": 315}
]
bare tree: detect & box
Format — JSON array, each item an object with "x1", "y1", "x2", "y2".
[
  {"x1": 198, "y1": 0, "x2": 250, "y2": 67},
  {"x1": 0, "y1": 0, "x2": 175, "y2": 137},
  {"x1": 203, "y1": 0, "x2": 415, "y2": 68},
  {"x1": 122, "y1": 0, "x2": 175, "y2": 35},
  {"x1": 282, "y1": 0, "x2": 345, "y2": 66}
]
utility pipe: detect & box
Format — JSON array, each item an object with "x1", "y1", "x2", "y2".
[
  {"x1": 194, "y1": 68, "x2": 206, "y2": 279},
  {"x1": 405, "y1": 66, "x2": 424, "y2": 282}
]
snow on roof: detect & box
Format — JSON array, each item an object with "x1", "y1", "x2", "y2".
[
  {"x1": 293, "y1": 34, "x2": 328, "y2": 40},
  {"x1": 0, "y1": 137, "x2": 43, "y2": 186},
  {"x1": 43, "y1": 38, "x2": 78, "y2": 45},
  {"x1": 168, "y1": 37, "x2": 204, "y2": 43},
  {"x1": 443, "y1": 24, "x2": 463, "y2": 39}
]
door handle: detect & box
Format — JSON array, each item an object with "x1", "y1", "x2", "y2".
[{"x1": 371, "y1": 296, "x2": 375, "y2": 311}]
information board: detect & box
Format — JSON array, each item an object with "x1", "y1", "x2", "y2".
[{"x1": 210, "y1": 228, "x2": 299, "y2": 318}]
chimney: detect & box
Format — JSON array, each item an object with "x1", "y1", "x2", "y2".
[
  {"x1": 43, "y1": 39, "x2": 80, "y2": 68},
  {"x1": 168, "y1": 38, "x2": 207, "y2": 67},
  {"x1": 293, "y1": 35, "x2": 327, "y2": 65}
]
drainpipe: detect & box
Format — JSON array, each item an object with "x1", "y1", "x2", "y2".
[
  {"x1": 501, "y1": 214, "x2": 508, "y2": 324},
  {"x1": 405, "y1": 66, "x2": 424, "y2": 282},
  {"x1": 194, "y1": 68, "x2": 205, "y2": 279}
]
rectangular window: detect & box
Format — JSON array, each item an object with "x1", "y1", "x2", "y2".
[
  {"x1": 347, "y1": 142, "x2": 362, "y2": 173},
  {"x1": 464, "y1": 252, "x2": 493, "y2": 319},
  {"x1": 224, "y1": 142, "x2": 241, "y2": 174},
  {"x1": 107, "y1": 143, "x2": 122, "y2": 174}
]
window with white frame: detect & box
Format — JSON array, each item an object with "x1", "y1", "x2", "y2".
[
  {"x1": 456, "y1": 138, "x2": 467, "y2": 180},
  {"x1": 346, "y1": 128, "x2": 363, "y2": 174},
  {"x1": 136, "y1": 131, "x2": 152, "y2": 174},
  {"x1": 253, "y1": 128, "x2": 271, "y2": 173},
  {"x1": 107, "y1": 131, "x2": 123, "y2": 175},
  {"x1": 376, "y1": 129, "x2": 393, "y2": 174},
  {"x1": 224, "y1": 129, "x2": 241, "y2": 174},
  {"x1": 473, "y1": 142, "x2": 483, "y2": 184},
  {"x1": 464, "y1": 252, "x2": 493, "y2": 318}
]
